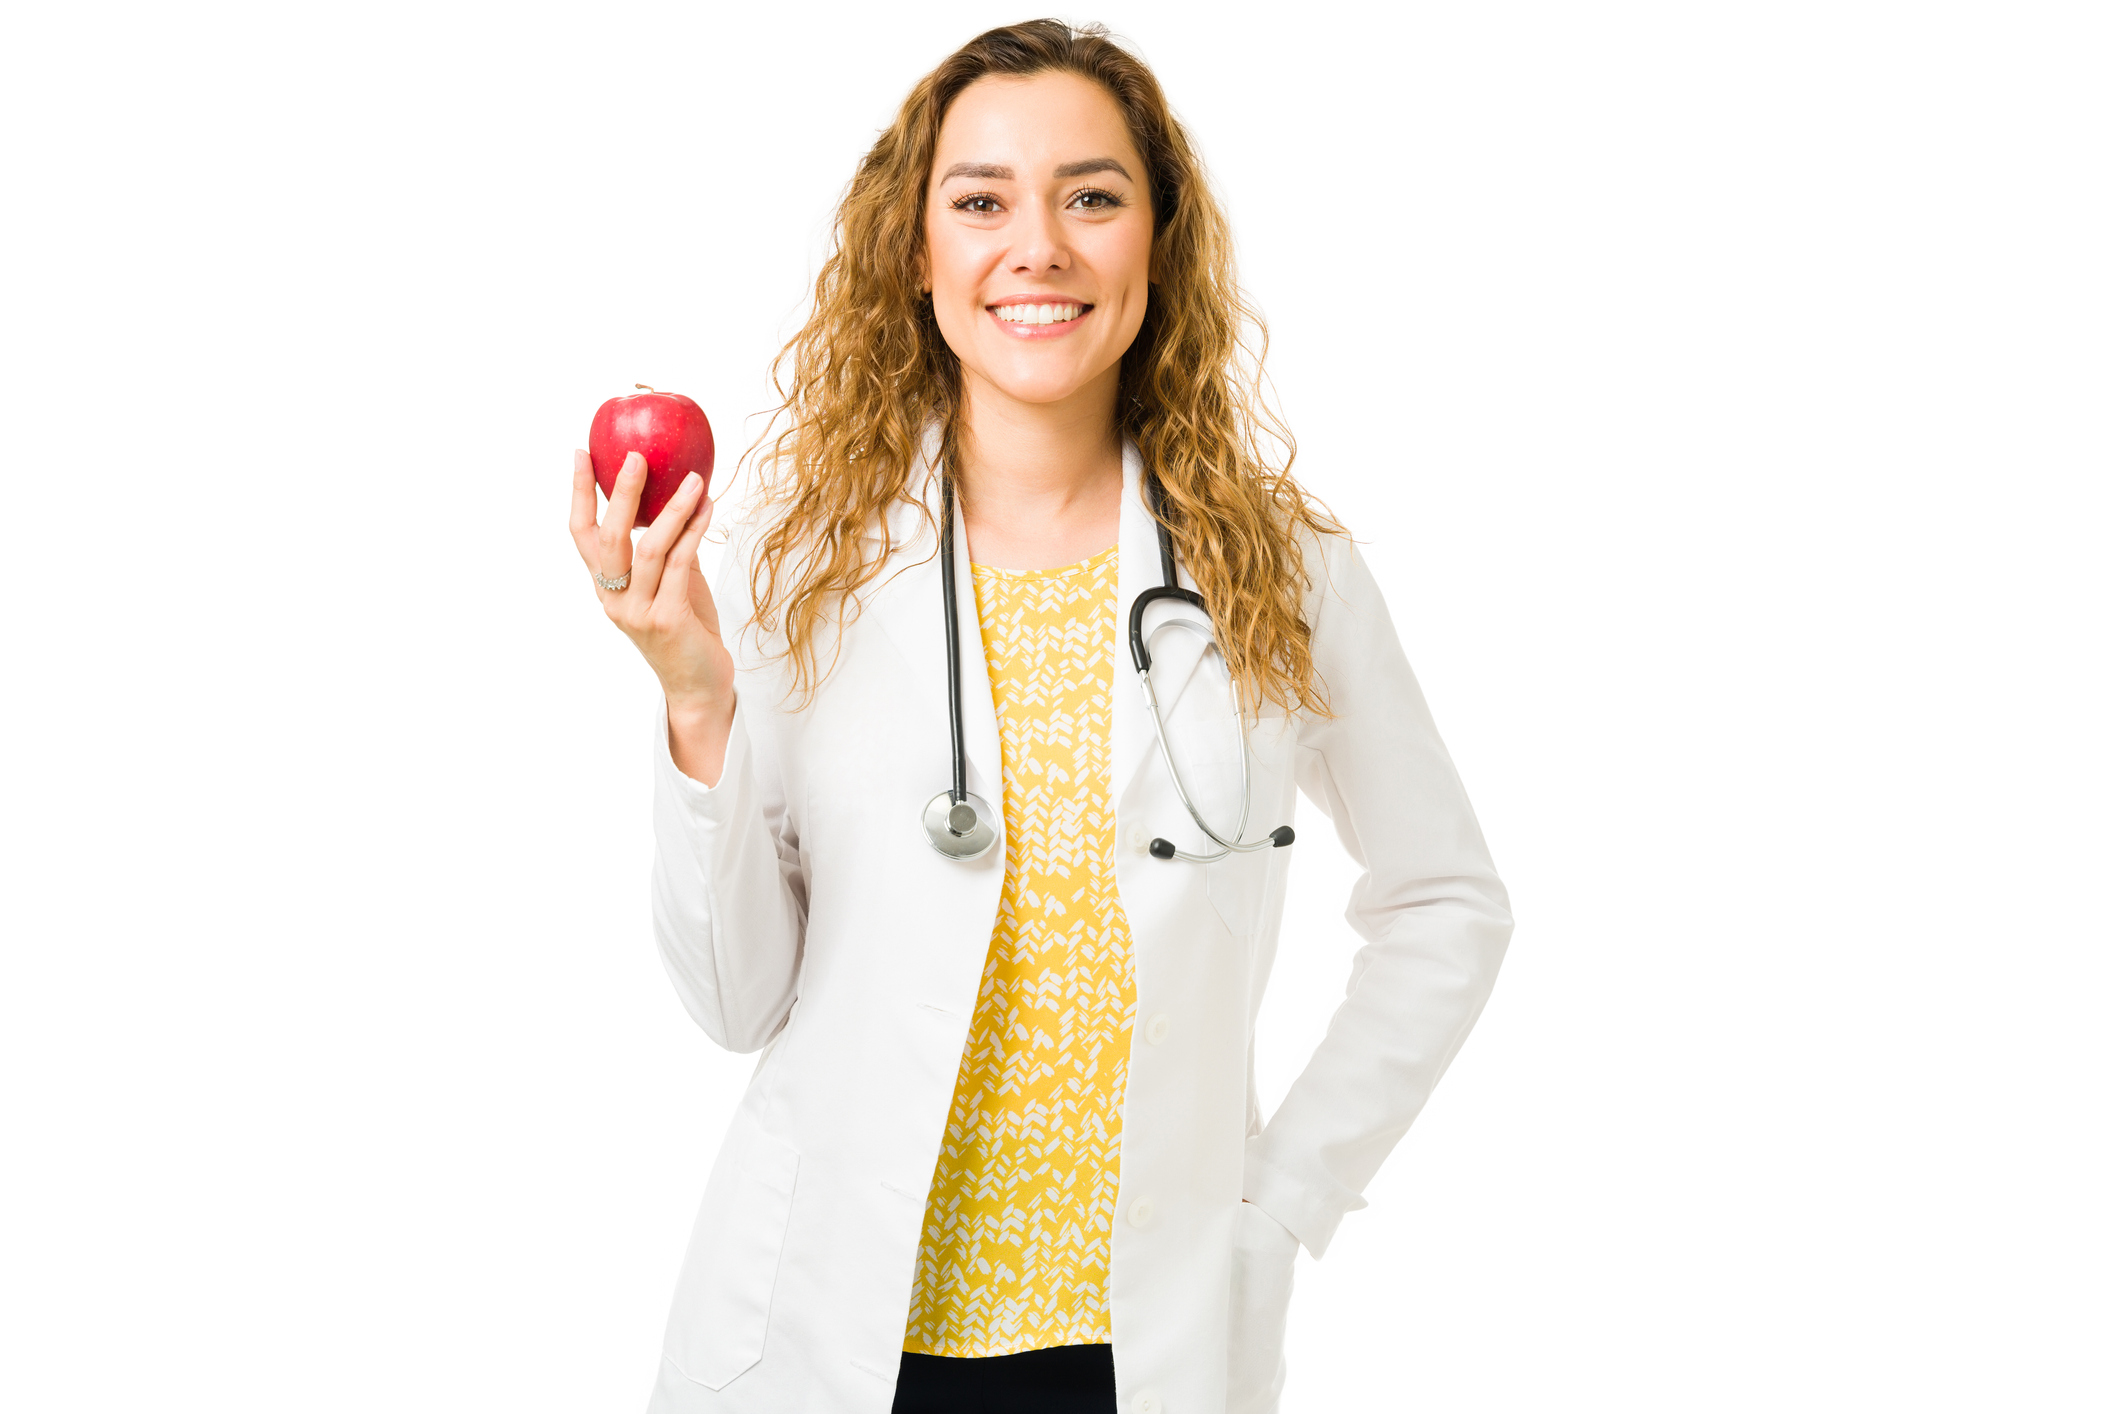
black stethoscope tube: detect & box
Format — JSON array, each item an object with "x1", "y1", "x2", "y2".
[
  {"x1": 1126, "y1": 465, "x2": 1207, "y2": 676},
  {"x1": 940, "y1": 473, "x2": 969, "y2": 808}
]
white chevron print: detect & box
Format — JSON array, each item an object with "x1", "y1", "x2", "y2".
[{"x1": 902, "y1": 544, "x2": 1139, "y2": 1357}]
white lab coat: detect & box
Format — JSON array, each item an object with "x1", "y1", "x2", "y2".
[{"x1": 642, "y1": 441, "x2": 1512, "y2": 1414}]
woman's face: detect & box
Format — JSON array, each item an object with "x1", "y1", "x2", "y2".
[{"x1": 924, "y1": 71, "x2": 1154, "y2": 414}]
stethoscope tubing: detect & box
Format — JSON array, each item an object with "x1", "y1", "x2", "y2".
[
  {"x1": 1132, "y1": 472, "x2": 1292, "y2": 862},
  {"x1": 940, "y1": 474, "x2": 969, "y2": 808},
  {"x1": 927, "y1": 468, "x2": 1294, "y2": 863}
]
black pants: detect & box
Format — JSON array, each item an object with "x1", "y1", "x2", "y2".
[{"x1": 891, "y1": 1345, "x2": 1116, "y2": 1414}]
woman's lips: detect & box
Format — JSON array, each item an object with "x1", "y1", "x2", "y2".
[{"x1": 986, "y1": 302, "x2": 1092, "y2": 339}]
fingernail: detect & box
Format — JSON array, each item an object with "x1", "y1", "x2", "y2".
[{"x1": 684, "y1": 473, "x2": 702, "y2": 492}]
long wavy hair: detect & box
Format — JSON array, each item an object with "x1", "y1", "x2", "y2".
[{"x1": 745, "y1": 17, "x2": 1344, "y2": 715}]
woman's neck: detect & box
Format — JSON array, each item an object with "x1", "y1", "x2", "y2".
[{"x1": 954, "y1": 369, "x2": 1124, "y2": 571}]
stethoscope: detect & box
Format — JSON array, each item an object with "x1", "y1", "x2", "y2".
[{"x1": 922, "y1": 471, "x2": 1297, "y2": 864}]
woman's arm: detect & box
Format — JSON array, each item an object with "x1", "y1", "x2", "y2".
[
  {"x1": 570, "y1": 452, "x2": 805, "y2": 1052},
  {"x1": 648, "y1": 677, "x2": 807, "y2": 1054},
  {"x1": 1245, "y1": 532, "x2": 1515, "y2": 1258}
]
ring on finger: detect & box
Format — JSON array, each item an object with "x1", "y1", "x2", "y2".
[{"x1": 593, "y1": 569, "x2": 631, "y2": 592}]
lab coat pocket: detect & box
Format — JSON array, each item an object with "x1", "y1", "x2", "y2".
[
  {"x1": 662, "y1": 1111, "x2": 801, "y2": 1390},
  {"x1": 1227, "y1": 1201, "x2": 1300, "y2": 1414}
]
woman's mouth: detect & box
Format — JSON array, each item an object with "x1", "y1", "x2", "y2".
[{"x1": 986, "y1": 300, "x2": 1091, "y2": 337}]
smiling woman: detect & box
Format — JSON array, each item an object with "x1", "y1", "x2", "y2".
[{"x1": 569, "y1": 18, "x2": 1513, "y2": 1414}]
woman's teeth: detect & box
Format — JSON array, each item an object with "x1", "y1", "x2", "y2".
[{"x1": 991, "y1": 303, "x2": 1085, "y2": 325}]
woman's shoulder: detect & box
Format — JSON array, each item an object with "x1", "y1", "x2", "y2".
[{"x1": 1288, "y1": 513, "x2": 1371, "y2": 626}]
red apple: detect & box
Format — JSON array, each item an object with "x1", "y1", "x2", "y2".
[{"x1": 588, "y1": 386, "x2": 715, "y2": 527}]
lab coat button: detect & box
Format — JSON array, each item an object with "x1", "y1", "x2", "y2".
[
  {"x1": 1125, "y1": 823, "x2": 1149, "y2": 855},
  {"x1": 1145, "y1": 1013, "x2": 1171, "y2": 1045},
  {"x1": 1131, "y1": 1393, "x2": 1162, "y2": 1414},
  {"x1": 1127, "y1": 1197, "x2": 1155, "y2": 1229}
]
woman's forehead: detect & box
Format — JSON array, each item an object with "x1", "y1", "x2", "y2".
[{"x1": 933, "y1": 72, "x2": 1140, "y2": 178}]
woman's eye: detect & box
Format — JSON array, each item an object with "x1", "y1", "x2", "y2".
[
  {"x1": 1069, "y1": 188, "x2": 1122, "y2": 210},
  {"x1": 951, "y1": 194, "x2": 1002, "y2": 214}
]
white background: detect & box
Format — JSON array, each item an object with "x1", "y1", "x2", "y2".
[{"x1": 2, "y1": 2, "x2": 2113, "y2": 1410}]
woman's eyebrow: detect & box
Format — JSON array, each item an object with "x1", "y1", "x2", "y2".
[
  {"x1": 936, "y1": 158, "x2": 1135, "y2": 182},
  {"x1": 1053, "y1": 157, "x2": 1131, "y2": 180}
]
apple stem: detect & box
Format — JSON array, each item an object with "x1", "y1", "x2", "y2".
[{"x1": 635, "y1": 383, "x2": 656, "y2": 392}]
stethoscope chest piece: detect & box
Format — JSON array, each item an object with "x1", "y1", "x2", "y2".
[{"x1": 923, "y1": 789, "x2": 999, "y2": 861}]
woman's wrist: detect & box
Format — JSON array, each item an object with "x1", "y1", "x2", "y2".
[
  {"x1": 666, "y1": 686, "x2": 736, "y2": 727},
  {"x1": 665, "y1": 688, "x2": 737, "y2": 787}
]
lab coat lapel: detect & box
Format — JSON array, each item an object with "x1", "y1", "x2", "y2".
[
  {"x1": 864, "y1": 441, "x2": 1004, "y2": 809},
  {"x1": 1114, "y1": 442, "x2": 1213, "y2": 800}
]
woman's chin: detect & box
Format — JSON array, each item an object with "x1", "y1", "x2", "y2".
[{"x1": 968, "y1": 359, "x2": 1115, "y2": 411}]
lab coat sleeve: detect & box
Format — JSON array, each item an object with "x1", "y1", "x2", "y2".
[
  {"x1": 646, "y1": 531, "x2": 808, "y2": 1054},
  {"x1": 1243, "y1": 532, "x2": 1514, "y2": 1259}
]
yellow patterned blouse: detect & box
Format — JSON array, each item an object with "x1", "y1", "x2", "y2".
[{"x1": 902, "y1": 544, "x2": 1139, "y2": 1357}]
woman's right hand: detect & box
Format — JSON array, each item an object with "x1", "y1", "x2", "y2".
[{"x1": 569, "y1": 449, "x2": 737, "y2": 786}]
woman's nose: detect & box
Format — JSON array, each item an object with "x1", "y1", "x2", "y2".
[{"x1": 1009, "y1": 199, "x2": 1071, "y2": 273}]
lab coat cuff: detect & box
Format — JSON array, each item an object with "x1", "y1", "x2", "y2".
[
  {"x1": 652, "y1": 693, "x2": 750, "y2": 820},
  {"x1": 1243, "y1": 1139, "x2": 1367, "y2": 1260}
]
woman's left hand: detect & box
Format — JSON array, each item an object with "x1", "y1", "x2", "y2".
[{"x1": 1228, "y1": 1201, "x2": 1300, "y2": 1413}]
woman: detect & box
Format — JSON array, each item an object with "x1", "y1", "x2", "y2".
[{"x1": 568, "y1": 20, "x2": 1511, "y2": 1414}]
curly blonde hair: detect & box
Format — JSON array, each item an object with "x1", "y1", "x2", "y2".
[{"x1": 745, "y1": 17, "x2": 1344, "y2": 714}]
